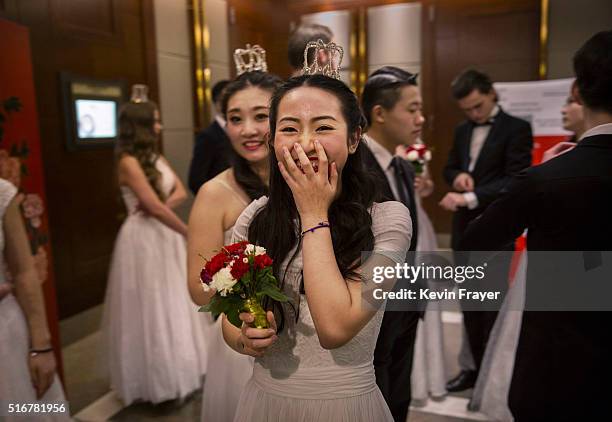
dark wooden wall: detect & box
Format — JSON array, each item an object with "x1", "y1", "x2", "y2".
[
  {"x1": 227, "y1": 0, "x2": 293, "y2": 79},
  {"x1": 0, "y1": 0, "x2": 159, "y2": 319},
  {"x1": 288, "y1": 0, "x2": 409, "y2": 13}
]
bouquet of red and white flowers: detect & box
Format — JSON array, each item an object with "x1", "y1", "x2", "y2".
[
  {"x1": 397, "y1": 143, "x2": 432, "y2": 175},
  {"x1": 199, "y1": 241, "x2": 289, "y2": 328}
]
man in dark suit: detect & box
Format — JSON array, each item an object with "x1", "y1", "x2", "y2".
[
  {"x1": 188, "y1": 80, "x2": 232, "y2": 194},
  {"x1": 361, "y1": 66, "x2": 423, "y2": 422},
  {"x1": 440, "y1": 69, "x2": 533, "y2": 393},
  {"x1": 460, "y1": 30, "x2": 612, "y2": 421}
]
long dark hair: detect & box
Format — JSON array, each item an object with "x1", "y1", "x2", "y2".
[
  {"x1": 248, "y1": 75, "x2": 379, "y2": 328},
  {"x1": 115, "y1": 101, "x2": 164, "y2": 200},
  {"x1": 221, "y1": 71, "x2": 283, "y2": 200}
]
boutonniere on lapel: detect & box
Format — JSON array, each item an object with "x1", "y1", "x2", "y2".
[{"x1": 396, "y1": 143, "x2": 432, "y2": 175}]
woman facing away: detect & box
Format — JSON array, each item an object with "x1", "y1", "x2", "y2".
[
  {"x1": 0, "y1": 178, "x2": 70, "y2": 421},
  {"x1": 222, "y1": 74, "x2": 412, "y2": 421},
  {"x1": 102, "y1": 98, "x2": 208, "y2": 405},
  {"x1": 186, "y1": 70, "x2": 282, "y2": 422}
]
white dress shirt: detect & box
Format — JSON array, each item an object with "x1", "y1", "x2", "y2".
[
  {"x1": 214, "y1": 114, "x2": 227, "y2": 131},
  {"x1": 364, "y1": 134, "x2": 404, "y2": 201},
  {"x1": 463, "y1": 105, "x2": 500, "y2": 210},
  {"x1": 580, "y1": 122, "x2": 612, "y2": 139}
]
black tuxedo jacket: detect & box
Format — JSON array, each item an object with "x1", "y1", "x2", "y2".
[
  {"x1": 443, "y1": 109, "x2": 532, "y2": 249},
  {"x1": 460, "y1": 133, "x2": 612, "y2": 421},
  {"x1": 362, "y1": 144, "x2": 418, "y2": 251},
  {"x1": 363, "y1": 144, "x2": 422, "y2": 422},
  {"x1": 188, "y1": 120, "x2": 233, "y2": 194}
]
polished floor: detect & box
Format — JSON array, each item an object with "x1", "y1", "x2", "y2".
[{"x1": 59, "y1": 303, "x2": 490, "y2": 422}]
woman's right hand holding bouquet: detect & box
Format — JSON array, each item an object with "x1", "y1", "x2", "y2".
[{"x1": 235, "y1": 311, "x2": 278, "y2": 357}]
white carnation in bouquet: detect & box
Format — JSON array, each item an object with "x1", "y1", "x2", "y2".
[
  {"x1": 210, "y1": 266, "x2": 238, "y2": 296},
  {"x1": 406, "y1": 150, "x2": 420, "y2": 161},
  {"x1": 245, "y1": 244, "x2": 267, "y2": 256}
]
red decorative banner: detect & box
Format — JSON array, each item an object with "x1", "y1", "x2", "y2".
[{"x1": 0, "y1": 18, "x2": 63, "y2": 378}]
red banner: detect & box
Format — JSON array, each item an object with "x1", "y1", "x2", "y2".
[{"x1": 0, "y1": 18, "x2": 63, "y2": 378}]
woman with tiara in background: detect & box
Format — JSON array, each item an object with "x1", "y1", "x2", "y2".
[
  {"x1": 102, "y1": 86, "x2": 208, "y2": 405},
  {"x1": 223, "y1": 47, "x2": 412, "y2": 418},
  {"x1": 187, "y1": 47, "x2": 282, "y2": 422}
]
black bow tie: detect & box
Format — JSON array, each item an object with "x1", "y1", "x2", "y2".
[{"x1": 472, "y1": 118, "x2": 495, "y2": 127}]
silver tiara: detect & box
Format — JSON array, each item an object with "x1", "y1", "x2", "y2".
[
  {"x1": 302, "y1": 39, "x2": 343, "y2": 80},
  {"x1": 233, "y1": 44, "x2": 268, "y2": 75}
]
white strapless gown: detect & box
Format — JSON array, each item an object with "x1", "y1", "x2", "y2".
[
  {"x1": 0, "y1": 179, "x2": 71, "y2": 421},
  {"x1": 101, "y1": 159, "x2": 210, "y2": 405}
]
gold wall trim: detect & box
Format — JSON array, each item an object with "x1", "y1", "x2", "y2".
[
  {"x1": 191, "y1": 0, "x2": 211, "y2": 129},
  {"x1": 350, "y1": 10, "x2": 359, "y2": 93},
  {"x1": 357, "y1": 7, "x2": 368, "y2": 97},
  {"x1": 539, "y1": 0, "x2": 549, "y2": 80}
]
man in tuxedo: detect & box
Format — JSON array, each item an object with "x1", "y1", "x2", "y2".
[
  {"x1": 440, "y1": 69, "x2": 533, "y2": 393},
  {"x1": 188, "y1": 79, "x2": 232, "y2": 194},
  {"x1": 460, "y1": 30, "x2": 612, "y2": 421},
  {"x1": 361, "y1": 66, "x2": 423, "y2": 422}
]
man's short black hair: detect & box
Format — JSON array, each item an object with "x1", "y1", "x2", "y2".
[
  {"x1": 361, "y1": 66, "x2": 418, "y2": 126},
  {"x1": 573, "y1": 30, "x2": 612, "y2": 114},
  {"x1": 451, "y1": 69, "x2": 494, "y2": 100},
  {"x1": 287, "y1": 23, "x2": 333, "y2": 70},
  {"x1": 212, "y1": 80, "x2": 230, "y2": 104}
]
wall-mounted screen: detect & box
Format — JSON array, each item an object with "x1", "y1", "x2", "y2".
[
  {"x1": 61, "y1": 73, "x2": 126, "y2": 150},
  {"x1": 76, "y1": 99, "x2": 117, "y2": 139}
]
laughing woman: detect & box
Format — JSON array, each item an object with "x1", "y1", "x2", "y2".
[{"x1": 223, "y1": 75, "x2": 412, "y2": 421}]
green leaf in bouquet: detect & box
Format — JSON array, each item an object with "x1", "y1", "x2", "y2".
[
  {"x1": 241, "y1": 270, "x2": 252, "y2": 287},
  {"x1": 199, "y1": 294, "x2": 245, "y2": 329},
  {"x1": 258, "y1": 283, "x2": 290, "y2": 302},
  {"x1": 255, "y1": 268, "x2": 273, "y2": 285},
  {"x1": 225, "y1": 307, "x2": 242, "y2": 328},
  {"x1": 229, "y1": 281, "x2": 245, "y2": 295},
  {"x1": 198, "y1": 295, "x2": 224, "y2": 314},
  {"x1": 264, "y1": 274, "x2": 282, "y2": 289}
]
